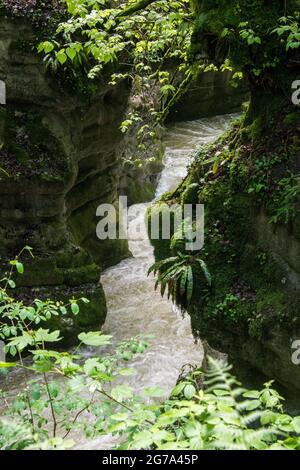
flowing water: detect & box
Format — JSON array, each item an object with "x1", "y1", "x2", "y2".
[
  {"x1": 78, "y1": 114, "x2": 237, "y2": 449},
  {"x1": 0, "y1": 114, "x2": 237, "y2": 449},
  {"x1": 100, "y1": 114, "x2": 237, "y2": 395}
]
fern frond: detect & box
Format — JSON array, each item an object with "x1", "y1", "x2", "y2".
[
  {"x1": 148, "y1": 256, "x2": 180, "y2": 276},
  {"x1": 241, "y1": 410, "x2": 264, "y2": 426},
  {"x1": 180, "y1": 269, "x2": 188, "y2": 295},
  {"x1": 186, "y1": 265, "x2": 193, "y2": 303},
  {"x1": 160, "y1": 263, "x2": 186, "y2": 281}
]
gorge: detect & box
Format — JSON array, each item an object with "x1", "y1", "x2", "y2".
[{"x1": 1, "y1": 0, "x2": 300, "y2": 452}]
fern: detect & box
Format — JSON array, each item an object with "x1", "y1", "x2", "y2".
[
  {"x1": 202, "y1": 358, "x2": 289, "y2": 450},
  {"x1": 125, "y1": 358, "x2": 300, "y2": 450},
  {"x1": 0, "y1": 418, "x2": 35, "y2": 450},
  {"x1": 148, "y1": 252, "x2": 212, "y2": 308}
]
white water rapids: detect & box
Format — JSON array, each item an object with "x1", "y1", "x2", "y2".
[
  {"x1": 100, "y1": 114, "x2": 237, "y2": 396},
  {"x1": 0, "y1": 114, "x2": 237, "y2": 450},
  {"x1": 78, "y1": 114, "x2": 237, "y2": 449}
]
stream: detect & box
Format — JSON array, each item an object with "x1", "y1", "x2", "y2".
[
  {"x1": 78, "y1": 114, "x2": 237, "y2": 449},
  {"x1": 0, "y1": 113, "x2": 238, "y2": 449},
  {"x1": 100, "y1": 114, "x2": 237, "y2": 395}
]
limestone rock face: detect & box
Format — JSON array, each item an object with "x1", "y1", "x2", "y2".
[{"x1": 0, "y1": 12, "x2": 133, "y2": 340}]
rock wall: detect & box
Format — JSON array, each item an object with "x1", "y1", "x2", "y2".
[
  {"x1": 147, "y1": 0, "x2": 300, "y2": 393},
  {"x1": 167, "y1": 71, "x2": 246, "y2": 122},
  {"x1": 0, "y1": 11, "x2": 134, "y2": 341},
  {"x1": 148, "y1": 101, "x2": 300, "y2": 392},
  {"x1": 118, "y1": 88, "x2": 165, "y2": 205},
  {"x1": 0, "y1": 4, "x2": 246, "y2": 345}
]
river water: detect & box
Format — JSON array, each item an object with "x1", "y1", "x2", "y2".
[
  {"x1": 101, "y1": 114, "x2": 237, "y2": 395},
  {"x1": 0, "y1": 114, "x2": 237, "y2": 449},
  {"x1": 77, "y1": 114, "x2": 237, "y2": 449}
]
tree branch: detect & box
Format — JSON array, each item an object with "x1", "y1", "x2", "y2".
[
  {"x1": 44, "y1": 373, "x2": 57, "y2": 438},
  {"x1": 117, "y1": 0, "x2": 159, "y2": 18}
]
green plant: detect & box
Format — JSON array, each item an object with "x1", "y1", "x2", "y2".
[
  {"x1": 148, "y1": 251, "x2": 212, "y2": 307},
  {"x1": 270, "y1": 175, "x2": 300, "y2": 224},
  {"x1": 0, "y1": 251, "x2": 156, "y2": 449},
  {"x1": 273, "y1": 15, "x2": 300, "y2": 50},
  {"x1": 0, "y1": 418, "x2": 35, "y2": 450},
  {"x1": 2, "y1": 255, "x2": 300, "y2": 452},
  {"x1": 37, "y1": 0, "x2": 198, "y2": 132},
  {"x1": 213, "y1": 293, "x2": 240, "y2": 322},
  {"x1": 110, "y1": 358, "x2": 300, "y2": 450},
  {"x1": 239, "y1": 22, "x2": 262, "y2": 46}
]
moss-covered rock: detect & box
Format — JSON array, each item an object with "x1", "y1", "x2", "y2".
[
  {"x1": 167, "y1": 70, "x2": 247, "y2": 122},
  {"x1": 149, "y1": 103, "x2": 300, "y2": 391}
]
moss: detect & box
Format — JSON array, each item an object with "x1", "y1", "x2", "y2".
[
  {"x1": 69, "y1": 197, "x2": 129, "y2": 267},
  {"x1": 283, "y1": 112, "x2": 300, "y2": 128},
  {"x1": 54, "y1": 248, "x2": 92, "y2": 269},
  {"x1": 181, "y1": 183, "x2": 199, "y2": 206},
  {"x1": 0, "y1": 1, "x2": 66, "y2": 33},
  {"x1": 149, "y1": 103, "x2": 300, "y2": 348},
  {"x1": 62, "y1": 264, "x2": 101, "y2": 287},
  {"x1": 11, "y1": 255, "x2": 102, "y2": 289},
  {"x1": 1, "y1": 107, "x2": 69, "y2": 179},
  {"x1": 256, "y1": 290, "x2": 286, "y2": 315},
  {"x1": 245, "y1": 117, "x2": 264, "y2": 141},
  {"x1": 147, "y1": 202, "x2": 180, "y2": 261},
  {"x1": 125, "y1": 178, "x2": 158, "y2": 205},
  {"x1": 14, "y1": 257, "x2": 64, "y2": 287},
  {"x1": 248, "y1": 288, "x2": 300, "y2": 341}
]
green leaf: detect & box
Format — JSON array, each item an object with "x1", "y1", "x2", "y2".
[
  {"x1": 261, "y1": 410, "x2": 279, "y2": 426},
  {"x1": 143, "y1": 386, "x2": 164, "y2": 398},
  {"x1": 171, "y1": 381, "x2": 187, "y2": 397},
  {"x1": 157, "y1": 408, "x2": 191, "y2": 427},
  {"x1": 184, "y1": 421, "x2": 202, "y2": 438},
  {"x1": 8, "y1": 332, "x2": 34, "y2": 351},
  {"x1": 16, "y1": 262, "x2": 24, "y2": 274},
  {"x1": 39, "y1": 41, "x2": 54, "y2": 54},
  {"x1": 83, "y1": 358, "x2": 106, "y2": 376},
  {"x1": 78, "y1": 331, "x2": 112, "y2": 347},
  {"x1": 186, "y1": 266, "x2": 193, "y2": 303},
  {"x1": 66, "y1": 46, "x2": 77, "y2": 61},
  {"x1": 111, "y1": 385, "x2": 133, "y2": 402},
  {"x1": 184, "y1": 384, "x2": 196, "y2": 400},
  {"x1": 158, "y1": 442, "x2": 182, "y2": 450},
  {"x1": 243, "y1": 390, "x2": 260, "y2": 399},
  {"x1": 35, "y1": 329, "x2": 61, "y2": 343},
  {"x1": 33, "y1": 358, "x2": 53, "y2": 373},
  {"x1": 71, "y1": 303, "x2": 80, "y2": 315},
  {"x1": 160, "y1": 84, "x2": 176, "y2": 96},
  {"x1": 131, "y1": 430, "x2": 154, "y2": 449},
  {"x1": 292, "y1": 416, "x2": 300, "y2": 433},
  {"x1": 179, "y1": 269, "x2": 187, "y2": 296},
  {"x1": 213, "y1": 389, "x2": 230, "y2": 396},
  {"x1": 31, "y1": 389, "x2": 41, "y2": 401},
  {"x1": 245, "y1": 400, "x2": 261, "y2": 411},
  {"x1": 56, "y1": 50, "x2": 67, "y2": 65},
  {"x1": 0, "y1": 362, "x2": 17, "y2": 368},
  {"x1": 197, "y1": 259, "x2": 212, "y2": 286}
]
